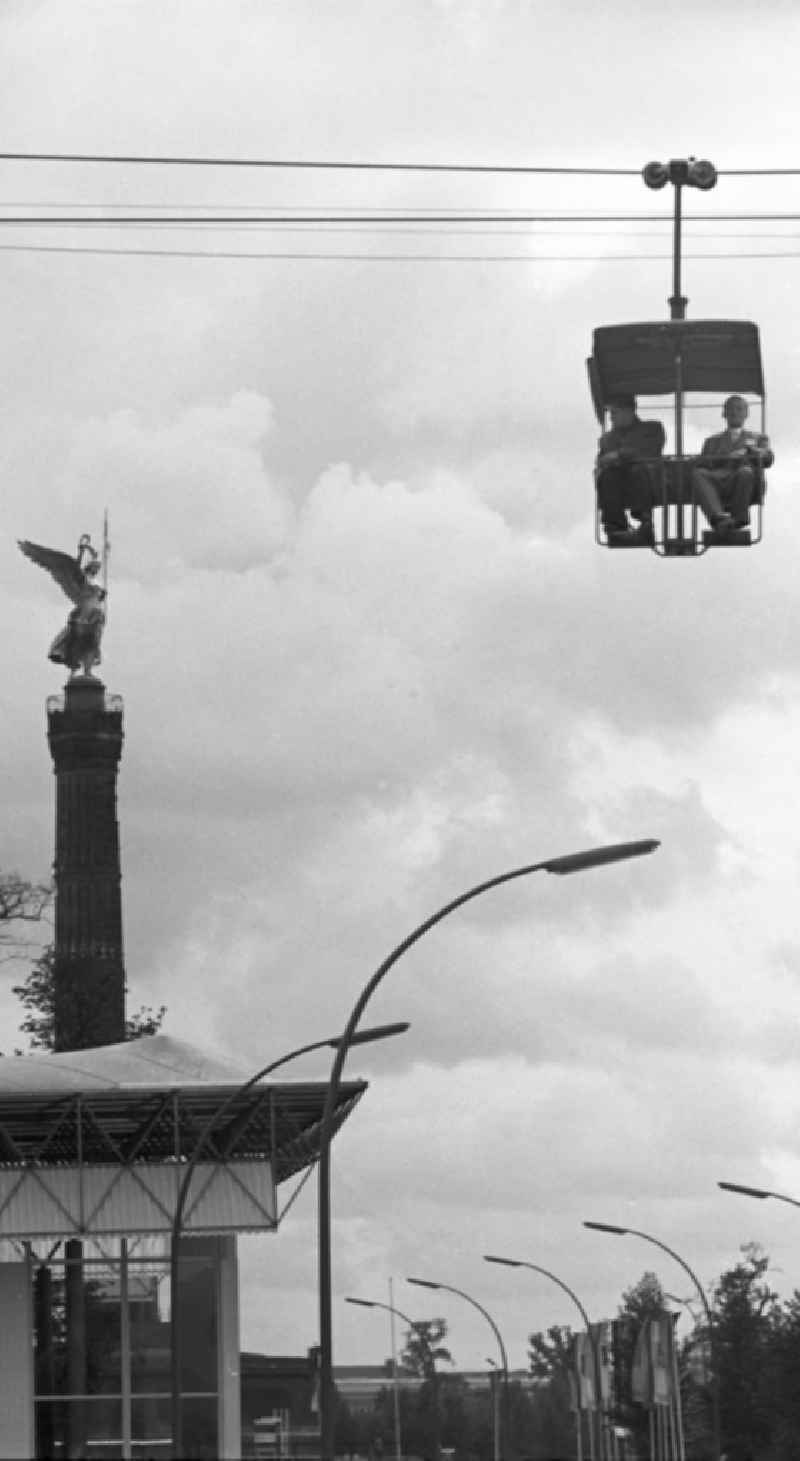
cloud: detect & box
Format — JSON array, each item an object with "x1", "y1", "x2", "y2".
[{"x1": 5, "y1": 0, "x2": 800, "y2": 1376}]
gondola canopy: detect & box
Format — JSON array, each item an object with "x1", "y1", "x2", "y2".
[{"x1": 588, "y1": 320, "x2": 764, "y2": 423}]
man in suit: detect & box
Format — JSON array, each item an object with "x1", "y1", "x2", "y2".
[
  {"x1": 691, "y1": 394, "x2": 773, "y2": 531},
  {"x1": 596, "y1": 392, "x2": 666, "y2": 544}
]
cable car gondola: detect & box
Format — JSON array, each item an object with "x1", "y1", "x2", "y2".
[{"x1": 588, "y1": 159, "x2": 771, "y2": 557}]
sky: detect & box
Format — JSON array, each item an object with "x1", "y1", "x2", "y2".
[{"x1": 3, "y1": 0, "x2": 800, "y2": 1376}]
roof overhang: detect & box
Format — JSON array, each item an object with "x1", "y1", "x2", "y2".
[{"x1": 0, "y1": 1036, "x2": 365, "y2": 1239}]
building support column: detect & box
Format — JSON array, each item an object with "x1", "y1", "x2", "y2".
[{"x1": 65, "y1": 1239, "x2": 86, "y2": 1460}]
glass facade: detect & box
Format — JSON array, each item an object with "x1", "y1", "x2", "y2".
[{"x1": 31, "y1": 1238, "x2": 220, "y2": 1460}]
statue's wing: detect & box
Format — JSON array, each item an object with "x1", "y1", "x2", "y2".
[{"x1": 18, "y1": 540, "x2": 84, "y2": 604}]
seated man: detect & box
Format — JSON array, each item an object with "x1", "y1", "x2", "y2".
[
  {"x1": 595, "y1": 393, "x2": 666, "y2": 544},
  {"x1": 690, "y1": 394, "x2": 773, "y2": 532}
]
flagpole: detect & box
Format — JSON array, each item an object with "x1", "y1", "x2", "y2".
[
  {"x1": 388, "y1": 1277, "x2": 402, "y2": 1461},
  {"x1": 670, "y1": 1322, "x2": 685, "y2": 1461}
]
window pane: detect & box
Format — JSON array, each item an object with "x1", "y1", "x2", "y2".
[
  {"x1": 131, "y1": 1394, "x2": 170, "y2": 1442},
  {"x1": 86, "y1": 1271, "x2": 123, "y2": 1394},
  {"x1": 130, "y1": 1396, "x2": 218, "y2": 1459},
  {"x1": 176, "y1": 1253, "x2": 217, "y2": 1394},
  {"x1": 181, "y1": 1397, "x2": 218, "y2": 1460},
  {"x1": 34, "y1": 1257, "x2": 122, "y2": 1397},
  {"x1": 35, "y1": 1397, "x2": 123, "y2": 1459},
  {"x1": 130, "y1": 1269, "x2": 171, "y2": 1396}
]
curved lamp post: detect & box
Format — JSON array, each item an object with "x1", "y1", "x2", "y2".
[
  {"x1": 484, "y1": 1253, "x2": 597, "y2": 1461},
  {"x1": 408, "y1": 1276, "x2": 509, "y2": 1461},
  {"x1": 583, "y1": 1220, "x2": 720, "y2": 1461},
  {"x1": 346, "y1": 1296, "x2": 441, "y2": 1459},
  {"x1": 170, "y1": 1022, "x2": 408, "y2": 1459},
  {"x1": 718, "y1": 1179, "x2": 800, "y2": 1211},
  {"x1": 486, "y1": 1358, "x2": 502, "y2": 1461},
  {"x1": 317, "y1": 839, "x2": 659, "y2": 1460},
  {"x1": 664, "y1": 1291, "x2": 701, "y2": 1322}
]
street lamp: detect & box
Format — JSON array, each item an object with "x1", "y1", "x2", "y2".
[
  {"x1": 346, "y1": 1297, "x2": 440, "y2": 1460},
  {"x1": 318, "y1": 839, "x2": 659, "y2": 1459},
  {"x1": 408, "y1": 1276, "x2": 509, "y2": 1461},
  {"x1": 718, "y1": 1180, "x2": 800, "y2": 1210},
  {"x1": 170, "y1": 1022, "x2": 408, "y2": 1460},
  {"x1": 583, "y1": 1220, "x2": 720, "y2": 1461},
  {"x1": 484, "y1": 1254, "x2": 597, "y2": 1461}
]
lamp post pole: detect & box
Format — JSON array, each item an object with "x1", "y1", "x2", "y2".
[
  {"x1": 583, "y1": 1221, "x2": 720, "y2": 1461},
  {"x1": 346, "y1": 1297, "x2": 441, "y2": 1460},
  {"x1": 169, "y1": 1022, "x2": 408, "y2": 1460},
  {"x1": 317, "y1": 840, "x2": 658, "y2": 1461},
  {"x1": 408, "y1": 1276, "x2": 510, "y2": 1461},
  {"x1": 484, "y1": 1254, "x2": 597, "y2": 1461},
  {"x1": 487, "y1": 1359, "x2": 501, "y2": 1461}
]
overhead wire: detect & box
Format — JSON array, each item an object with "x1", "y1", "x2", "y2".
[
  {"x1": 2, "y1": 149, "x2": 800, "y2": 176},
  {"x1": 3, "y1": 155, "x2": 800, "y2": 262},
  {"x1": 0, "y1": 151, "x2": 642, "y2": 174},
  {"x1": 2, "y1": 210, "x2": 800, "y2": 226},
  {"x1": 4, "y1": 242, "x2": 800, "y2": 263}
]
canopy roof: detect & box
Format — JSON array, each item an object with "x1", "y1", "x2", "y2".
[
  {"x1": 588, "y1": 319, "x2": 765, "y2": 420},
  {"x1": 0, "y1": 1035, "x2": 365, "y2": 1182}
]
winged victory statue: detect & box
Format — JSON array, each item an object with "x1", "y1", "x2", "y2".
[{"x1": 18, "y1": 524, "x2": 109, "y2": 677}]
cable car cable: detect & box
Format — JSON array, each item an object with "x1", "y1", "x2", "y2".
[
  {"x1": 0, "y1": 150, "x2": 643, "y2": 174},
  {"x1": 5, "y1": 149, "x2": 800, "y2": 177}
]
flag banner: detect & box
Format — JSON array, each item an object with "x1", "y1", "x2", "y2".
[
  {"x1": 649, "y1": 1313, "x2": 674, "y2": 1405},
  {"x1": 688, "y1": 1334, "x2": 711, "y2": 1386},
  {"x1": 574, "y1": 1331, "x2": 596, "y2": 1410},
  {"x1": 631, "y1": 1319, "x2": 653, "y2": 1406},
  {"x1": 611, "y1": 1315, "x2": 635, "y2": 1416},
  {"x1": 590, "y1": 1319, "x2": 614, "y2": 1407}
]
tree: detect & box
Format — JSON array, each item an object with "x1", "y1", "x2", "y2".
[
  {"x1": 614, "y1": 1271, "x2": 668, "y2": 1451},
  {"x1": 526, "y1": 1324, "x2": 577, "y2": 1457},
  {"x1": 400, "y1": 1317, "x2": 453, "y2": 1378},
  {"x1": 0, "y1": 869, "x2": 51, "y2": 962},
  {"x1": 12, "y1": 941, "x2": 166, "y2": 1051},
  {"x1": 399, "y1": 1318, "x2": 452, "y2": 1459},
  {"x1": 528, "y1": 1322, "x2": 575, "y2": 1384},
  {"x1": 763, "y1": 1288, "x2": 800, "y2": 1460},
  {"x1": 712, "y1": 1243, "x2": 779, "y2": 1459}
]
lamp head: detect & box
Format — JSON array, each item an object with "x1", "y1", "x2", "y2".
[
  {"x1": 484, "y1": 1254, "x2": 521, "y2": 1269},
  {"x1": 334, "y1": 1021, "x2": 411, "y2": 1048},
  {"x1": 583, "y1": 1221, "x2": 629, "y2": 1236},
  {"x1": 407, "y1": 1277, "x2": 440, "y2": 1291},
  {"x1": 346, "y1": 1297, "x2": 377, "y2": 1308},
  {"x1": 543, "y1": 839, "x2": 660, "y2": 876},
  {"x1": 718, "y1": 1181, "x2": 771, "y2": 1200}
]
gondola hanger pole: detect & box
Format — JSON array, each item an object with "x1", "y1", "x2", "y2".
[{"x1": 670, "y1": 179, "x2": 687, "y2": 321}]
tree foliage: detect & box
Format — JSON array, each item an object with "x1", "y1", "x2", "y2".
[
  {"x1": 528, "y1": 1321, "x2": 575, "y2": 1383},
  {"x1": 711, "y1": 1243, "x2": 780, "y2": 1460},
  {"x1": 11, "y1": 941, "x2": 166, "y2": 1051},
  {"x1": 400, "y1": 1317, "x2": 453, "y2": 1378},
  {"x1": 0, "y1": 869, "x2": 51, "y2": 962}
]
